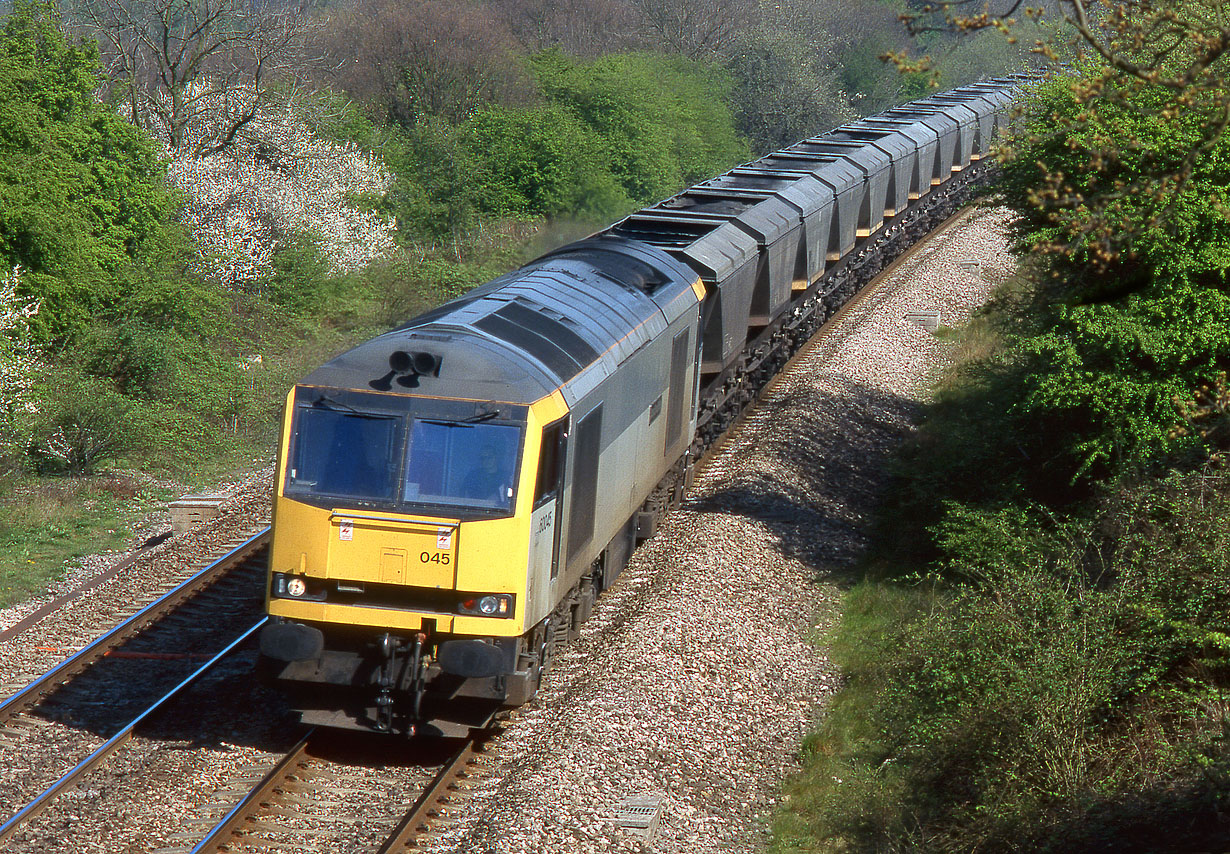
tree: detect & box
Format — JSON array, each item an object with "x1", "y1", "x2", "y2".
[
  {"x1": 164, "y1": 88, "x2": 396, "y2": 288},
  {"x1": 628, "y1": 0, "x2": 755, "y2": 59},
  {"x1": 724, "y1": 6, "x2": 854, "y2": 153},
  {"x1": 77, "y1": 0, "x2": 310, "y2": 155},
  {"x1": 990, "y1": 69, "x2": 1230, "y2": 482},
  {"x1": 0, "y1": 0, "x2": 181, "y2": 341},
  {"x1": 319, "y1": 0, "x2": 528, "y2": 128},
  {"x1": 0, "y1": 266, "x2": 39, "y2": 462},
  {"x1": 897, "y1": 0, "x2": 1228, "y2": 269},
  {"x1": 531, "y1": 50, "x2": 748, "y2": 204},
  {"x1": 460, "y1": 104, "x2": 632, "y2": 220},
  {"x1": 492, "y1": 0, "x2": 640, "y2": 57}
]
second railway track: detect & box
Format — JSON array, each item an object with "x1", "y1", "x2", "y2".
[{"x1": 0, "y1": 532, "x2": 272, "y2": 849}]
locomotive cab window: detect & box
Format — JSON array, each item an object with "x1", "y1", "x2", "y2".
[
  {"x1": 403, "y1": 420, "x2": 521, "y2": 512},
  {"x1": 286, "y1": 408, "x2": 399, "y2": 502},
  {"x1": 533, "y1": 418, "x2": 567, "y2": 507},
  {"x1": 283, "y1": 389, "x2": 526, "y2": 517}
]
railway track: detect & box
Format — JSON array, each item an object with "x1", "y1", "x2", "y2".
[
  {"x1": 0, "y1": 532, "x2": 270, "y2": 848},
  {"x1": 0, "y1": 525, "x2": 495, "y2": 853},
  {"x1": 178, "y1": 725, "x2": 491, "y2": 853},
  {"x1": 406, "y1": 208, "x2": 1018, "y2": 852}
]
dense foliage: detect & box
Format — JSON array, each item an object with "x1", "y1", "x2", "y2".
[
  {"x1": 774, "y1": 60, "x2": 1230, "y2": 852},
  {"x1": 0, "y1": 0, "x2": 181, "y2": 343},
  {"x1": 380, "y1": 50, "x2": 749, "y2": 237}
]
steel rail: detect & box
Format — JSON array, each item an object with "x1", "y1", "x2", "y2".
[
  {"x1": 375, "y1": 732, "x2": 488, "y2": 853},
  {"x1": 0, "y1": 618, "x2": 267, "y2": 845},
  {"x1": 189, "y1": 723, "x2": 493, "y2": 852},
  {"x1": 189, "y1": 729, "x2": 316, "y2": 854},
  {"x1": 0, "y1": 528, "x2": 270, "y2": 724}
]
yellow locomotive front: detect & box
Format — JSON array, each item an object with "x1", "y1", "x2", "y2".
[{"x1": 261, "y1": 375, "x2": 569, "y2": 735}]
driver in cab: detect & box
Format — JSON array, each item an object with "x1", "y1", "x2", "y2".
[{"x1": 461, "y1": 443, "x2": 511, "y2": 507}]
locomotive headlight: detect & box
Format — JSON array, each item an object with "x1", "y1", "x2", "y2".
[
  {"x1": 458, "y1": 593, "x2": 513, "y2": 617},
  {"x1": 272, "y1": 572, "x2": 325, "y2": 601}
]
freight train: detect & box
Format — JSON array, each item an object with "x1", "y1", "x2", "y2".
[{"x1": 258, "y1": 78, "x2": 1028, "y2": 735}]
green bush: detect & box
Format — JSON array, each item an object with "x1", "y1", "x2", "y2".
[
  {"x1": 778, "y1": 477, "x2": 1230, "y2": 853},
  {"x1": 262, "y1": 232, "x2": 349, "y2": 316},
  {"x1": 461, "y1": 104, "x2": 632, "y2": 221},
  {"x1": 976, "y1": 72, "x2": 1230, "y2": 485},
  {"x1": 24, "y1": 370, "x2": 132, "y2": 475},
  {"x1": 531, "y1": 50, "x2": 748, "y2": 206},
  {"x1": 381, "y1": 119, "x2": 481, "y2": 240},
  {"x1": 380, "y1": 50, "x2": 749, "y2": 241}
]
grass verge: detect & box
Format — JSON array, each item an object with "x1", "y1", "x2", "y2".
[{"x1": 0, "y1": 475, "x2": 175, "y2": 608}]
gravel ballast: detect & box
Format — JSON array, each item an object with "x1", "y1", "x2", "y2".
[
  {"x1": 0, "y1": 466, "x2": 274, "y2": 692},
  {"x1": 426, "y1": 206, "x2": 1016, "y2": 854}
]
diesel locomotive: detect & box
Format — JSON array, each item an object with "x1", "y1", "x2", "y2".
[{"x1": 258, "y1": 77, "x2": 1028, "y2": 735}]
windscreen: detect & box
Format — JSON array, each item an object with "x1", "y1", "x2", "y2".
[
  {"x1": 403, "y1": 421, "x2": 521, "y2": 512},
  {"x1": 286, "y1": 408, "x2": 400, "y2": 501},
  {"x1": 284, "y1": 393, "x2": 524, "y2": 515}
]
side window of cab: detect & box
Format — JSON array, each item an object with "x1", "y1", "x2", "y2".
[{"x1": 533, "y1": 418, "x2": 567, "y2": 508}]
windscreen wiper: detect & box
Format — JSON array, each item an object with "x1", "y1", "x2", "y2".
[
  {"x1": 420, "y1": 411, "x2": 500, "y2": 428},
  {"x1": 313, "y1": 394, "x2": 358, "y2": 413},
  {"x1": 462, "y1": 411, "x2": 500, "y2": 423},
  {"x1": 312, "y1": 395, "x2": 389, "y2": 418}
]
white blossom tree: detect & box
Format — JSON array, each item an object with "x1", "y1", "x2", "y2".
[
  {"x1": 79, "y1": 0, "x2": 311, "y2": 156},
  {"x1": 161, "y1": 82, "x2": 397, "y2": 287},
  {"x1": 0, "y1": 266, "x2": 40, "y2": 457}
]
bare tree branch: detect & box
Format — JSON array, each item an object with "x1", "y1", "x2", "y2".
[{"x1": 75, "y1": 0, "x2": 311, "y2": 155}]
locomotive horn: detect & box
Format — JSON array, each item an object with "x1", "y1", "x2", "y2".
[
  {"x1": 389, "y1": 350, "x2": 412, "y2": 373},
  {"x1": 412, "y1": 351, "x2": 440, "y2": 376},
  {"x1": 389, "y1": 350, "x2": 441, "y2": 376}
]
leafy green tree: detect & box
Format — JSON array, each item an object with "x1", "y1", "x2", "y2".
[
  {"x1": 380, "y1": 50, "x2": 749, "y2": 239},
  {"x1": 0, "y1": 0, "x2": 182, "y2": 342},
  {"x1": 460, "y1": 104, "x2": 633, "y2": 220},
  {"x1": 531, "y1": 50, "x2": 748, "y2": 205},
  {"x1": 380, "y1": 119, "x2": 482, "y2": 240},
  {"x1": 993, "y1": 71, "x2": 1230, "y2": 483}
]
